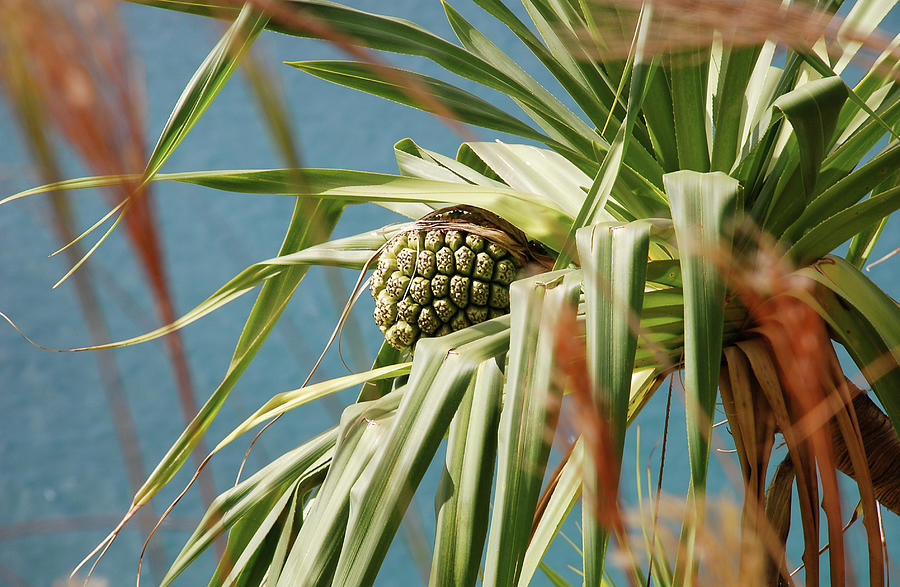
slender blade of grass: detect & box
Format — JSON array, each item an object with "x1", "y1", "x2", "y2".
[
  {"x1": 288, "y1": 60, "x2": 551, "y2": 143},
  {"x1": 3, "y1": 167, "x2": 572, "y2": 251},
  {"x1": 214, "y1": 362, "x2": 413, "y2": 453},
  {"x1": 133, "y1": 198, "x2": 342, "y2": 508},
  {"x1": 787, "y1": 184, "x2": 900, "y2": 265},
  {"x1": 160, "y1": 428, "x2": 336, "y2": 585}
]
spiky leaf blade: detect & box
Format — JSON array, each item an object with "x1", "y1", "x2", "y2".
[
  {"x1": 132, "y1": 198, "x2": 342, "y2": 509},
  {"x1": 665, "y1": 171, "x2": 739, "y2": 582},
  {"x1": 329, "y1": 321, "x2": 512, "y2": 585},
  {"x1": 576, "y1": 220, "x2": 650, "y2": 583},
  {"x1": 430, "y1": 358, "x2": 503, "y2": 585},
  {"x1": 144, "y1": 3, "x2": 267, "y2": 181},
  {"x1": 483, "y1": 269, "x2": 583, "y2": 585}
]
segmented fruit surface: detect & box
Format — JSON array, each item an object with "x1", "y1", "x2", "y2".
[{"x1": 371, "y1": 227, "x2": 521, "y2": 350}]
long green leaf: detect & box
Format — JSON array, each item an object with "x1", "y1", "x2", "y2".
[
  {"x1": 331, "y1": 320, "x2": 512, "y2": 585},
  {"x1": 830, "y1": 25, "x2": 900, "y2": 147},
  {"x1": 736, "y1": 41, "x2": 780, "y2": 154},
  {"x1": 671, "y1": 50, "x2": 711, "y2": 172},
  {"x1": 518, "y1": 440, "x2": 584, "y2": 587},
  {"x1": 483, "y1": 269, "x2": 583, "y2": 586},
  {"x1": 144, "y1": 0, "x2": 562, "y2": 145},
  {"x1": 519, "y1": 0, "x2": 658, "y2": 162},
  {"x1": 576, "y1": 220, "x2": 650, "y2": 584},
  {"x1": 277, "y1": 389, "x2": 405, "y2": 583},
  {"x1": 144, "y1": 3, "x2": 267, "y2": 181},
  {"x1": 771, "y1": 76, "x2": 848, "y2": 199},
  {"x1": 442, "y1": 1, "x2": 601, "y2": 153},
  {"x1": 431, "y1": 358, "x2": 503, "y2": 585},
  {"x1": 750, "y1": 77, "x2": 850, "y2": 235},
  {"x1": 845, "y1": 215, "x2": 888, "y2": 268},
  {"x1": 665, "y1": 171, "x2": 739, "y2": 583},
  {"x1": 518, "y1": 369, "x2": 665, "y2": 587},
  {"x1": 10, "y1": 227, "x2": 383, "y2": 353},
  {"x1": 4, "y1": 168, "x2": 572, "y2": 251},
  {"x1": 288, "y1": 60, "x2": 552, "y2": 143},
  {"x1": 265, "y1": 483, "x2": 308, "y2": 585},
  {"x1": 642, "y1": 65, "x2": 679, "y2": 172},
  {"x1": 785, "y1": 140, "x2": 900, "y2": 242},
  {"x1": 788, "y1": 184, "x2": 900, "y2": 265},
  {"x1": 471, "y1": 0, "x2": 622, "y2": 131},
  {"x1": 710, "y1": 47, "x2": 761, "y2": 172},
  {"x1": 213, "y1": 479, "x2": 297, "y2": 587},
  {"x1": 798, "y1": 51, "x2": 900, "y2": 144},
  {"x1": 845, "y1": 170, "x2": 899, "y2": 267},
  {"x1": 459, "y1": 141, "x2": 595, "y2": 218},
  {"x1": 161, "y1": 428, "x2": 336, "y2": 585},
  {"x1": 555, "y1": 5, "x2": 660, "y2": 267},
  {"x1": 666, "y1": 171, "x2": 738, "y2": 486},
  {"x1": 169, "y1": 168, "x2": 572, "y2": 250},
  {"x1": 357, "y1": 341, "x2": 407, "y2": 402},
  {"x1": 394, "y1": 138, "x2": 508, "y2": 187},
  {"x1": 581, "y1": 3, "x2": 658, "y2": 226},
  {"x1": 818, "y1": 89, "x2": 900, "y2": 193},
  {"x1": 214, "y1": 362, "x2": 413, "y2": 453},
  {"x1": 219, "y1": 480, "x2": 310, "y2": 586},
  {"x1": 133, "y1": 198, "x2": 342, "y2": 508}
]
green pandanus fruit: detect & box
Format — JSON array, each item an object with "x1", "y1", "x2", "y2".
[{"x1": 370, "y1": 205, "x2": 550, "y2": 350}]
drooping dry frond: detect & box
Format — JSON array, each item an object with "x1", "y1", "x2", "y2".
[{"x1": 721, "y1": 234, "x2": 887, "y2": 586}]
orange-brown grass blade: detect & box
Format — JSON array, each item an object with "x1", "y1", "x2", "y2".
[
  {"x1": 0, "y1": 0, "x2": 218, "y2": 571},
  {"x1": 554, "y1": 304, "x2": 624, "y2": 533},
  {"x1": 576, "y1": 0, "x2": 900, "y2": 81},
  {"x1": 238, "y1": 0, "x2": 477, "y2": 142},
  {"x1": 624, "y1": 493, "x2": 774, "y2": 586},
  {"x1": 0, "y1": 34, "x2": 170, "y2": 580}
]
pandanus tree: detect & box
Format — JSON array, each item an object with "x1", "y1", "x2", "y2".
[{"x1": 5, "y1": 0, "x2": 900, "y2": 584}]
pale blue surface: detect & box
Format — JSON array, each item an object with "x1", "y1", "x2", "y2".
[{"x1": 0, "y1": 2, "x2": 897, "y2": 586}]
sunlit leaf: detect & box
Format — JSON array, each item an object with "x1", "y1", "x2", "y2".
[
  {"x1": 484, "y1": 269, "x2": 583, "y2": 585},
  {"x1": 665, "y1": 171, "x2": 739, "y2": 582}
]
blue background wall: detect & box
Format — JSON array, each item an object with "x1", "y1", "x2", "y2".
[{"x1": 0, "y1": 2, "x2": 897, "y2": 585}]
